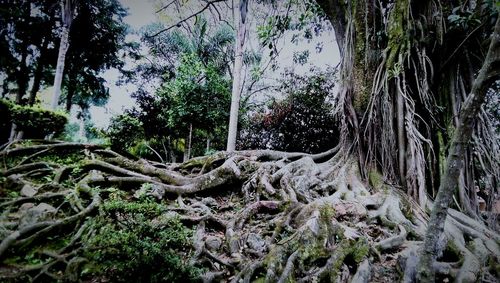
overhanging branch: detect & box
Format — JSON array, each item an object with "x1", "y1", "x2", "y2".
[{"x1": 147, "y1": 0, "x2": 227, "y2": 38}]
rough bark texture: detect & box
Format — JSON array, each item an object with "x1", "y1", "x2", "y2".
[
  {"x1": 226, "y1": 0, "x2": 248, "y2": 152},
  {"x1": 0, "y1": 140, "x2": 498, "y2": 282},
  {"x1": 417, "y1": 16, "x2": 500, "y2": 282}
]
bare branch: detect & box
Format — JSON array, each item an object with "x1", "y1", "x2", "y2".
[{"x1": 146, "y1": 0, "x2": 227, "y2": 38}]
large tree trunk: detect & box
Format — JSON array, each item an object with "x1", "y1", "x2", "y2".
[
  {"x1": 417, "y1": 17, "x2": 500, "y2": 282},
  {"x1": 226, "y1": 0, "x2": 248, "y2": 152}
]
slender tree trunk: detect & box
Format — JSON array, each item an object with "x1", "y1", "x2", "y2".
[
  {"x1": 10, "y1": 41, "x2": 29, "y2": 142},
  {"x1": 397, "y1": 85, "x2": 406, "y2": 187},
  {"x1": 65, "y1": 76, "x2": 76, "y2": 112},
  {"x1": 28, "y1": 37, "x2": 49, "y2": 106},
  {"x1": 184, "y1": 123, "x2": 193, "y2": 162},
  {"x1": 226, "y1": 0, "x2": 248, "y2": 152},
  {"x1": 15, "y1": 45, "x2": 30, "y2": 104},
  {"x1": 15, "y1": 2, "x2": 30, "y2": 105},
  {"x1": 417, "y1": 17, "x2": 500, "y2": 282},
  {"x1": 51, "y1": 25, "x2": 70, "y2": 110},
  {"x1": 172, "y1": 139, "x2": 177, "y2": 163},
  {"x1": 206, "y1": 137, "x2": 211, "y2": 153},
  {"x1": 78, "y1": 114, "x2": 85, "y2": 140}
]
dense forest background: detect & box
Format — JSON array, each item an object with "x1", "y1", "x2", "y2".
[{"x1": 0, "y1": 0, "x2": 499, "y2": 282}]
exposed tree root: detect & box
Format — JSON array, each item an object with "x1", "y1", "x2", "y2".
[{"x1": 0, "y1": 141, "x2": 498, "y2": 282}]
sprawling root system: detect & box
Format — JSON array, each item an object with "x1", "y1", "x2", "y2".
[{"x1": 0, "y1": 140, "x2": 498, "y2": 282}]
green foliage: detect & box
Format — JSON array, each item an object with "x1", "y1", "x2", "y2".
[
  {"x1": 257, "y1": 1, "x2": 326, "y2": 60},
  {"x1": 62, "y1": 0, "x2": 129, "y2": 112},
  {"x1": 447, "y1": 6, "x2": 482, "y2": 29},
  {"x1": 107, "y1": 114, "x2": 144, "y2": 153},
  {"x1": 0, "y1": 98, "x2": 12, "y2": 142},
  {"x1": 0, "y1": 99, "x2": 68, "y2": 141},
  {"x1": 160, "y1": 53, "x2": 231, "y2": 133},
  {"x1": 112, "y1": 52, "x2": 231, "y2": 160},
  {"x1": 83, "y1": 199, "x2": 201, "y2": 282},
  {"x1": 239, "y1": 68, "x2": 338, "y2": 153}
]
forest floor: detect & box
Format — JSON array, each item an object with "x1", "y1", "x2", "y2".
[{"x1": 0, "y1": 140, "x2": 499, "y2": 282}]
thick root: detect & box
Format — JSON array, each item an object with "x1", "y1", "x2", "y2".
[{"x1": 0, "y1": 141, "x2": 498, "y2": 282}]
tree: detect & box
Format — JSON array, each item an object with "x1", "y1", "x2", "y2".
[
  {"x1": 0, "y1": 0, "x2": 59, "y2": 105},
  {"x1": 418, "y1": 16, "x2": 500, "y2": 282},
  {"x1": 239, "y1": 68, "x2": 339, "y2": 153},
  {"x1": 117, "y1": 16, "x2": 235, "y2": 161},
  {"x1": 159, "y1": 53, "x2": 231, "y2": 161},
  {"x1": 50, "y1": 0, "x2": 77, "y2": 110},
  {"x1": 1, "y1": 1, "x2": 499, "y2": 282},
  {"x1": 0, "y1": 0, "x2": 60, "y2": 140},
  {"x1": 226, "y1": 0, "x2": 249, "y2": 152},
  {"x1": 61, "y1": 0, "x2": 128, "y2": 112},
  {"x1": 315, "y1": 0, "x2": 500, "y2": 280}
]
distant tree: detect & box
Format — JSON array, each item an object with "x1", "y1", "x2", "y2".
[
  {"x1": 239, "y1": 68, "x2": 338, "y2": 153},
  {"x1": 158, "y1": 53, "x2": 231, "y2": 160},
  {"x1": 62, "y1": 0, "x2": 128, "y2": 113},
  {"x1": 0, "y1": 0, "x2": 59, "y2": 105},
  {"x1": 226, "y1": 0, "x2": 249, "y2": 152},
  {"x1": 107, "y1": 114, "x2": 144, "y2": 153}
]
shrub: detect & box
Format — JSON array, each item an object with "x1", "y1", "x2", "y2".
[
  {"x1": 238, "y1": 69, "x2": 339, "y2": 153},
  {"x1": 0, "y1": 99, "x2": 68, "y2": 142},
  {"x1": 82, "y1": 199, "x2": 202, "y2": 282},
  {"x1": 106, "y1": 114, "x2": 144, "y2": 153}
]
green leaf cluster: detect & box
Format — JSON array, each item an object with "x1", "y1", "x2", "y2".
[
  {"x1": 83, "y1": 199, "x2": 201, "y2": 282},
  {"x1": 0, "y1": 99, "x2": 68, "y2": 140},
  {"x1": 159, "y1": 53, "x2": 231, "y2": 133}
]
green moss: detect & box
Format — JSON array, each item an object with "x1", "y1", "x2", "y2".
[
  {"x1": 328, "y1": 237, "x2": 370, "y2": 280},
  {"x1": 488, "y1": 257, "x2": 500, "y2": 277},
  {"x1": 380, "y1": 216, "x2": 397, "y2": 229},
  {"x1": 399, "y1": 196, "x2": 414, "y2": 221},
  {"x1": 368, "y1": 170, "x2": 384, "y2": 190},
  {"x1": 385, "y1": 0, "x2": 413, "y2": 74},
  {"x1": 441, "y1": 240, "x2": 463, "y2": 264},
  {"x1": 352, "y1": 237, "x2": 370, "y2": 263}
]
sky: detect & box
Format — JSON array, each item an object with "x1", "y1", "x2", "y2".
[
  {"x1": 88, "y1": 0, "x2": 156, "y2": 128},
  {"x1": 89, "y1": 0, "x2": 340, "y2": 128}
]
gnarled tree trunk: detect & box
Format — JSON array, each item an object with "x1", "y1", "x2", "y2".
[{"x1": 418, "y1": 16, "x2": 500, "y2": 282}]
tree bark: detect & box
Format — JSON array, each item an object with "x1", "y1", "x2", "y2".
[
  {"x1": 28, "y1": 37, "x2": 49, "y2": 106},
  {"x1": 184, "y1": 123, "x2": 193, "y2": 162},
  {"x1": 397, "y1": 86, "x2": 406, "y2": 187},
  {"x1": 51, "y1": 0, "x2": 76, "y2": 111},
  {"x1": 51, "y1": 25, "x2": 70, "y2": 111},
  {"x1": 226, "y1": 0, "x2": 248, "y2": 152},
  {"x1": 417, "y1": 17, "x2": 500, "y2": 282},
  {"x1": 314, "y1": 0, "x2": 346, "y2": 57},
  {"x1": 16, "y1": 45, "x2": 29, "y2": 104},
  {"x1": 65, "y1": 75, "x2": 76, "y2": 112}
]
